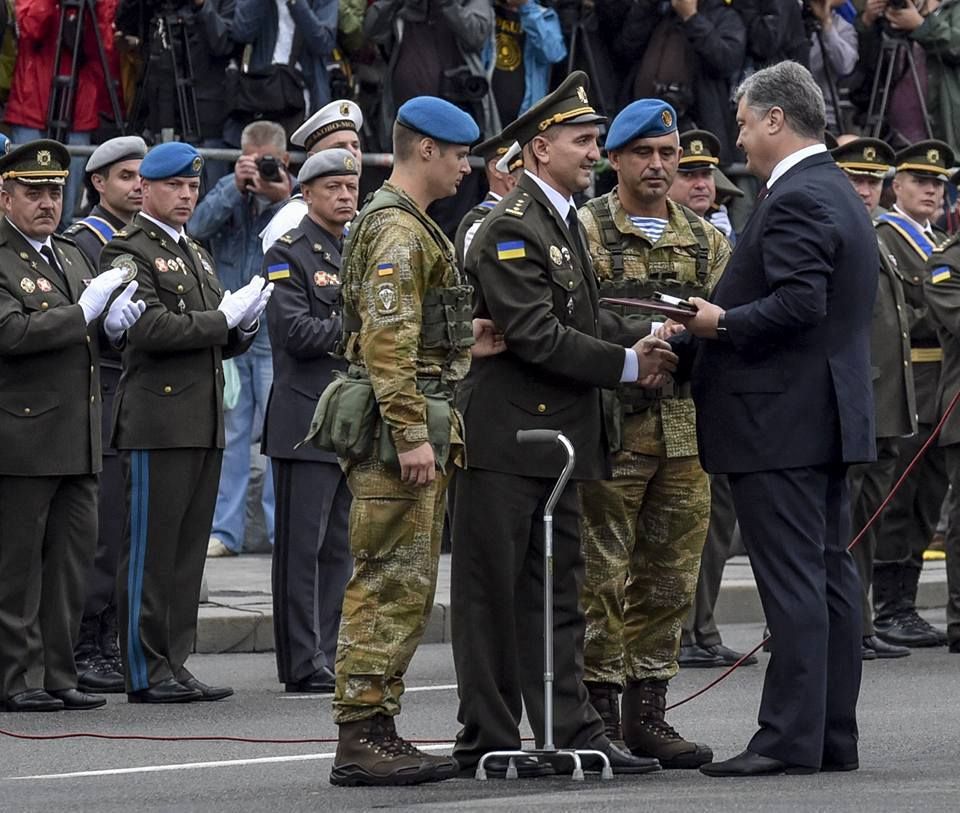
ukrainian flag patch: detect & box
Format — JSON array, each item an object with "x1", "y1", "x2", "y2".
[
  {"x1": 267, "y1": 263, "x2": 291, "y2": 281},
  {"x1": 931, "y1": 265, "x2": 951, "y2": 284},
  {"x1": 377, "y1": 262, "x2": 395, "y2": 277},
  {"x1": 497, "y1": 240, "x2": 526, "y2": 260}
]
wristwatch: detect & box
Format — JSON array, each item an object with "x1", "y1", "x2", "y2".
[{"x1": 715, "y1": 314, "x2": 731, "y2": 342}]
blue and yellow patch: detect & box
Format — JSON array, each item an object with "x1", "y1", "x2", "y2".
[
  {"x1": 931, "y1": 265, "x2": 951, "y2": 284},
  {"x1": 377, "y1": 262, "x2": 395, "y2": 277},
  {"x1": 497, "y1": 240, "x2": 526, "y2": 261},
  {"x1": 267, "y1": 263, "x2": 290, "y2": 281}
]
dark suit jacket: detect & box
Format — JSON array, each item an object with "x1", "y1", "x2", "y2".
[
  {"x1": 261, "y1": 216, "x2": 346, "y2": 463},
  {"x1": 678, "y1": 152, "x2": 877, "y2": 474},
  {"x1": 460, "y1": 173, "x2": 644, "y2": 480},
  {"x1": 0, "y1": 220, "x2": 102, "y2": 476},
  {"x1": 925, "y1": 235, "x2": 960, "y2": 446},
  {"x1": 102, "y1": 214, "x2": 253, "y2": 451}
]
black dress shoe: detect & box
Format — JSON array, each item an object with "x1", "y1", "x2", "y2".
[
  {"x1": 861, "y1": 642, "x2": 877, "y2": 660},
  {"x1": 128, "y1": 678, "x2": 202, "y2": 704},
  {"x1": 459, "y1": 755, "x2": 555, "y2": 778},
  {"x1": 596, "y1": 741, "x2": 661, "y2": 774},
  {"x1": 950, "y1": 640, "x2": 959, "y2": 653},
  {"x1": 48, "y1": 688, "x2": 107, "y2": 710},
  {"x1": 700, "y1": 750, "x2": 817, "y2": 777},
  {"x1": 821, "y1": 760, "x2": 859, "y2": 772},
  {"x1": 284, "y1": 666, "x2": 336, "y2": 693},
  {"x1": 863, "y1": 635, "x2": 910, "y2": 659},
  {"x1": 180, "y1": 676, "x2": 234, "y2": 701},
  {"x1": 704, "y1": 644, "x2": 758, "y2": 667},
  {"x1": 876, "y1": 613, "x2": 946, "y2": 647},
  {"x1": 3, "y1": 688, "x2": 64, "y2": 712},
  {"x1": 678, "y1": 644, "x2": 723, "y2": 668}
]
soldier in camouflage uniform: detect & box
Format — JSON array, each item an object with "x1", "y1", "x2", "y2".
[
  {"x1": 578, "y1": 100, "x2": 730, "y2": 769},
  {"x1": 327, "y1": 97, "x2": 484, "y2": 787}
]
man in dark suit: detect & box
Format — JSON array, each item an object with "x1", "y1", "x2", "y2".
[
  {"x1": 673, "y1": 61, "x2": 878, "y2": 776},
  {"x1": 451, "y1": 71, "x2": 676, "y2": 776},
  {"x1": 0, "y1": 140, "x2": 144, "y2": 712},
  {"x1": 104, "y1": 142, "x2": 270, "y2": 704},
  {"x1": 261, "y1": 149, "x2": 358, "y2": 694}
]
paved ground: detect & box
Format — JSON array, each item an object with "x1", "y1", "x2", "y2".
[{"x1": 1, "y1": 613, "x2": 956, "y2": 812}]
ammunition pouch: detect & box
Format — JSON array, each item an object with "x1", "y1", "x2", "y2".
[
  {"x1": 421, "y1": 285, "x2": 476, "y2": 355},
  {"x1": 377, "y1": 377, "x2": 456, "y2": 474}
]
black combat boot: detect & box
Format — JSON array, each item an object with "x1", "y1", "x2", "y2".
[
  {"x1": 75, "y1": 613, "x2": 124, "y2": 693},
  {"x1": 585, "y1": 681, "x2": 625, "y2": 746},
  {"x1": 876, "y1": 565, "x2": 946, "y2": 647},
  {"x1": 99, "y1": 605, "x2": 124, "y2": 675},
  {"x1": 329, "y1": 714, "x2": 459, "y2": 787},
  {"x1": 622, "y1": 679, "x2": 713, "y2": 769}
]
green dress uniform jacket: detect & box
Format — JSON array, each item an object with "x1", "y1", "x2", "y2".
[
  {"x1": 100, "y1": 213, "x2": 253, "y2": 449},
  {"x1": 0, "y1": 220, "x2": 101, "y2": 476},
  {"x1": 925, "y1": 236, "x2": 960, "y2": 446}
]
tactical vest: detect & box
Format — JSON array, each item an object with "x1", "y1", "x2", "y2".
[{"x1": 339, "y1": 186, "x2": 475, "y2": 384}]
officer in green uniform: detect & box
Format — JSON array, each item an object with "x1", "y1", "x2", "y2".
[
  {"x1": 322, "y1": 97, "x2": 483, "y2": 787},
  {"x1": 451, "y1": 73, "x2": 677, "y2": 778},
  {"x1": 454, "y1": 135, "x2": 523, "y2": 267},
  {"x1": 872, "y1": 141, "x2": 953, "y2": 648},
  {"x1": 0, "y1": 140, "x2": 144, "y2": 712},
  {"x1": 832, "y1": 138, "x2": 913, "y2": 661},
  {"x1": 64, "y1": 135, "x2": 148, "y2": 694},
  {"x1": 923, "y1": 237, "x2": 960, "y2": 655},
  {"x1": 105, "y1": 142, "x2": 270, "y2": 704},
  {"x1": 577, "y1": 100, "x2": 730, "y2": 769}
]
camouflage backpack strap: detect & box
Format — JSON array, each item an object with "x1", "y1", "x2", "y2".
[
  {"x1": 593, "y1": 195, "x2": 625, "y2": 279},
  {"x1": 679, "y1": 203, "x2": 710, "y2": 285}
]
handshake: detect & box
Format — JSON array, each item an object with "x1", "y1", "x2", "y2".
[
  {"x1": 631, "y1": 334, "x2": 679, "y2": 387},
  {"x1": 217, "y1": 276, "x2": 275, "y2": 330}
]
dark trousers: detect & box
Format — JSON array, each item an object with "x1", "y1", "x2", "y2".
[
  {"x1": 875, "y1": 424, "x2": 948, "y2": 569},
  {"x1": 682, "y1": 474, "x2": 738, "y2": 647},
  {"x1": 847, "y1": 437, "x2": 900, "y2": 636},
  {"x1": 117, "y1": 448, "x2": 222, "y2": 692},
  {"x1": 729, "y1": 464, "x2": 862, "y2": 769},
  {"x1": 0, "y1": 473, "x2": 97, "y2": 699},
  {"x1": 81, "y1": 452, "x2": 124, "y2": 621},
  {"x1": 941, "y1": 445, "x2": 960, "y2": 646},
  {"x1": 450, "y1": 467, "x2": 605, "y2": 767},
  {"x1": 271, "y1": 458, "x2": 352, "y2": 683}
]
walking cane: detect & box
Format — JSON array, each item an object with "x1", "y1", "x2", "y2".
[{"x1": 475, "y1": 430, "x2": 613, "y2": 781}]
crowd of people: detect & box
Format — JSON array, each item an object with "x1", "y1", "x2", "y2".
[{"x1": 0, "y1": 0, "x2": 958, "y2": 793}]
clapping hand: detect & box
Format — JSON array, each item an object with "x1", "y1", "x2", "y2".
[
  {"x1": 104, "y1": 280, "x2": 146, "y2": 341},
  {"x1": 471, "y1": 318, "x2": 507, "y2": 358}
]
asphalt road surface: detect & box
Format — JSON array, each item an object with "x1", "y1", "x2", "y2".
[{"x1": 1, "y1": 615, "x2": 956, "y2": 813}]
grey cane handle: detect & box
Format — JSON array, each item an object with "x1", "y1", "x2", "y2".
[{"x1": 516, "y1": 429, "x2": 562, "y2": 445}]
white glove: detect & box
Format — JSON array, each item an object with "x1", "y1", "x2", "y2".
[
  {"x1": 78, "y1": 267, "x2": 126, "y2": 324},
  {"x1": 239, "y1": 280, "x2": 274, "y2": 330},
  {"x1": 217, "y1": 276, "x2": 264, "y2": 329},
  {"x1": 104, "y1": 281, "x2": 147, "y2": 342},
  {"x1": 709, "y1": 206, "x2": 733, "y2": 238}
]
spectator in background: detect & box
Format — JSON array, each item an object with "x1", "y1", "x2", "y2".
[
  {"x1": 736, "y1": 0, "x2": 810, "y2": 70},
  {"x1": 5, "y1": 0, "x2": 119, "y2": 224},
  {"x1": 807, "y1": 0, "x2": 858, "y2": 131},
  {"x1": 231, "y1": 0, "x2": 339, "y2": 128},
  {"x1": 613, "y1": 0, "x2": 746, "y2": 164},
  {"x1": 484, "y1": 0, "x2": 566, "y2": 126},
  {"x1": 189, "y1": 121, "x2": 293, "y2": 558},
  {"x1": 363, "y1": 0, "x2": 497, "y2": 149}
]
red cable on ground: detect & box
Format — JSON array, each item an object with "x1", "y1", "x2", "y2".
[{"x1": 3, "y1": 391, "x2": 959, "y2": 743}]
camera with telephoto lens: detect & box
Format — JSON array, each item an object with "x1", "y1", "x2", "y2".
[
  {"x1": 440, "y1": 66, "x2": 490, "y2": 104},
  {"x1": 256, "y1": 155, "x2": 283, "y2": 183}
]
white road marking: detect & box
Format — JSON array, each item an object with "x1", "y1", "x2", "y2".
[
  {"x1": 281, "y1": 683, "x2": 459, "y2": 700},
  {"x1": 10, "y1": 743, "x2": 456, "y2": 781}
]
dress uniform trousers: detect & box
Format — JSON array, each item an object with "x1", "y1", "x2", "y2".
[
  {"x1": 117, "y1": 448, "x2": 222, "y2": 691},
  {"x1": 450, "y1": 467, "x2": 606, "y2": 767},
  {"x1": 0, "y1": 473, "x2": 97, "y2": 699},
  {"x1": 272, "y1": 459, "x2": 352, "y2": 683},
  {"x1": 940, "y1": 446, "x2": 960, "y2": 647}
]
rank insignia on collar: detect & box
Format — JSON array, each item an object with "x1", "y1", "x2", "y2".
[
  {"x1": 19, "y1": 251, "x2": 29, "y2": 260},
  {"x1": 279, "y1": 234, "x2": 294, "y2": 244},
  {"x1": 313, "y1": 243, "x2": 324, "y2": 253},
  {"x1": 20, "y1": 277, "x2": 36, "y2": 293},
  {"x1": 36, "y1": 277, "x2": 53, "y2": 292}
]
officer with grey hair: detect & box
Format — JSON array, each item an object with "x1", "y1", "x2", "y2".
[{"x1": 674, "y1": 60, "x2": 877, "y2": 776}]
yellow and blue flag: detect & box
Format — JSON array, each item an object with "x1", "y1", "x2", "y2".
[
  {"x1": 267, "y1": 263, "x2": 290, "y2": 281},
  {"x1": 931, "y1": 265, "x2": 951, "y2": 285},
  {"x1": 497, "y1": 240, "x2": 526, "y2": 261}
]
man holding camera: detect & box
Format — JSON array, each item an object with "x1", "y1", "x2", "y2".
[{"x1": 189, "y1": 121, "x2": 292, "y2": 559}]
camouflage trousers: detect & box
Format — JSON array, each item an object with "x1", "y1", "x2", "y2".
[
  {"x1": 332, "y1": 458, "x2": 449, "y2": 724},
  {"x1": 579, "y1": 450, "x2": 710, "y2": 685}
]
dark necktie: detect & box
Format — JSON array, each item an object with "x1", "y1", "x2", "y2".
[
  {"x1": 566, "y1": 207, "x2": 586, "y2": 260},
  {"x1": 40, "y1": 244, "x2": 66, "y2": 283},
  {"x1": 178, "y1": 236, "x2": 195, "y2": 272},
  {"x1": 756, "y1": 184, "x2": 769, "y2": 203}
]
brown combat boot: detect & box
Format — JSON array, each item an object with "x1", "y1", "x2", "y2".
[
  {"x1": 622, "y1": 679, "x2": 713, "y2": 769},
  {"x1": 329, "y1": 714, "x2": 459, "y2": 787},
  {"x1": 585, "y1": 681, "x2": 625, "y2": 746}
]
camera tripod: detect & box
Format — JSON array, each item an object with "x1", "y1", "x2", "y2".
[
  {"x1": 46, "y1": 0, "x2": 127, "y2": 142},
  {"x1": 865, "y1": 33, "x2": 933, "y2": 141}
]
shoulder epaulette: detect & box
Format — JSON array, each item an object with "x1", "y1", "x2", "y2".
[
  {"x1": 52, "y1": 232, "x2": 78, "y2": 247},
  {"x1": 114, "y1": 223, "x2": 142, "y2": 240},
  {"x1": 504, "y1": 192, "x2": 531, "y2": 218}
]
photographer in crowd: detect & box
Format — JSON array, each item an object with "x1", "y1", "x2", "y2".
[{"x1": 189, "y1": 121, "x2": 293, "y2": 558}]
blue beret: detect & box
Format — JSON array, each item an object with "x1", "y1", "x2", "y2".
[
  {"x1": 605, "y1": 99, "x2": 678, "y2": 152},
  {"x1": 396, "y1": 97, "x2": 480, "y2": 146},
  {"x1": 139, "y1": 142, "x2": 204, "y2": 180},
  {"x1": 0, "y1": 133, "x2": 10, "y2": 156}
]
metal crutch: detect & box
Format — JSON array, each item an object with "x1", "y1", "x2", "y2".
[{"x1": 475, "y1": 429, "x2": 613, "y2": 782}]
